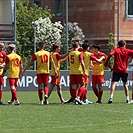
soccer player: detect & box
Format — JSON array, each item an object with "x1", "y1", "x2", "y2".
[
  {"x1": 68, "y1": 40, "x2": 86, "y2": 105},
  {"x1": 91, "y1": 44, "x2": 106, "y2": 104},
  {"x1": 48, "y1": 43, "x2": 68, "y2": 103},
  {"x1": 4, "y1": 44, "x2": 23, "y2": 105},
  {"x1": 0, "y1": 42, "x2": 7, "y2": 105},
  {"x1": 66, "y1": 38, "x2": 83, "y2": 103},
  {"x1": 80, "y1": 42, "x2": 103, "y2": 104},
  {"x1": 22, "y1": 42, "x2": 57, "y2": 105},
  {"x1": 105, "y1": 40, "x2": 133, "y2": 104}
]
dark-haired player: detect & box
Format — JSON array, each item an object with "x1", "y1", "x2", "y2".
[
  {"x1": 105, "y1": 40, "x2": 133, "y2": 104},
  {"x1": 81, "y1": 42, "x2": 102, "y2": 104},
  {"x1": 91, "y1": 44, "x2": 106, "y2": 104},
  {"x1": 48, "y1": 43, "x2": 68, "y2": 104},
  {"x1": 22, "y1": 42, "x2": 57, "y2": 105}
]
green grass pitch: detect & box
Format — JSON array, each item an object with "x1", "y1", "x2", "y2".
[{"x1": 0, "y1": 90, "x2": 133, "y2": 133}]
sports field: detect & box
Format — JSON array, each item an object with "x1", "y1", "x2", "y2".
[{"x1": 0, "y1": 90, "x2": 133, "y2": 133}]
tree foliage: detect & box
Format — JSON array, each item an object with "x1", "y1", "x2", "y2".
[
  {"x1": 108, "y1": 33, "x2": 114, "y2": 68},
  {"x1": 16, "y1": 0, "x2": 53, "y2": 68}
]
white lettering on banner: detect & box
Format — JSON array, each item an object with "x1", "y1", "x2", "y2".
[
  {"x1": 48, "y1": 76, "x2": 51, "y2": 83},
  {"x1": 26, "y1": 76, "x2": 33, "y2": 87},
  {"x1": 3, "y1": 76, "x2": 7, "y2": 87},
  {"x1": 18, "y1": 76, "x2": 25, "y2": 87},
  {"x1": 2, "y1": 71, "x2": 133, "y2": 90},
  {"x1": 116, "y1": 81, "x2": 123, "y2": 86},
  {"x1": 33, "y1": 76, "x2": 38, "y2": 87},
  {"x1": 60, "y1": 76, "x2": 66, "y2": 86},
  {"x1": 102, "y1": 79, "x2": 112, "y2": 88},
  {"x1": 67, "y1": 76, "x2": 70, "y2": 86}
]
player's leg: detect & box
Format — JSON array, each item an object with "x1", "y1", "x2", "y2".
[
  {"x1": 48, "y1": 76, "x2": 56, "y2": 98},
  {"x1": 96, "y1": 75, "x2": 104, "y2": 104},
  {"x1": 123, "y1": 82, "x2": 130, "y2": 103},
  {"x1": 108, "y1": 72, "x2": 120, "y2": 104},
  {"x1": 66, "y1": 75, "x2": 78, "y2": 103},
  {"x1": 0, "y1": 77, "x2": 4, "y2": 105},
  {"x1": 8, "y1": 78, "x2": 19, "y2": 105},
  {"x1": 108, "y1": 82, "x2": 117, "y2": 104},
  {"x1": 0, "y1": 85, "x2": 3, "y2": 105},
  {"x1": 122, "y1": 73, "x2": 130, "y2": 103},
  {"x1": 38, "y1": 84, "x2": 43, "y2": 104},
  {"x1": 92, "y1": 75, "x2": 99, "y2": 98},
  {"x1": 57, "y1": 84, "x2": 65, "y2": 103},
  {"x1": 97, "y1": 83, "x2": 103, "y2": 104},
  {"x1": 37, "y1": 74, "x2": 43, "y2": 104},
  {"x1": 75, "y1": 75, "x2": 86, "y2": 105}
]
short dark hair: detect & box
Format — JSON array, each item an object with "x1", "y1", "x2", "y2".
[
  {"x1": 72, "y1": 41, "x2": 79, "y2": 48},
  {"x1": 38, "y1": 42, "x2": 45, "y2": 48},
  {"x1": 52, "y1": 43, "x2": 60, "y2": 51},
  {"x1": 92, "y1": 44, "x2": 100, "y2": 51},
  {"x1": 82, "y1": 42, "x2": 89, "y2": 50},
  {"x1": 118, "y1": 40, "x2": 126, "y2": 47}
]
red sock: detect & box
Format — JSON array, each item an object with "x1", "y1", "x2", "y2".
[
  {"x1": 12, "y1": 89, "x2": 18, "y2": 101},
  {"x1": 44, "y1": 87, "x2": 48, "y2": 96},
  {"x1": 0, "y1": 89, "x2": 2, "y2": 101},
  {"x1": 38, "y1": 89, "x2": 43, "y2": 101},
  {"x1": 93, "y1": 88, "x2": 99, "y2": 98},
  {"x1": 71, "y1": 89, "x2": 77, "y2": 100},
  {"x1": 132, "y1": 93, "x2": 133, "y2": 100},
  {"x1": 98, "y1": 90, "x2": 103, "y2": 101},
  {"x1": 80, "y1": 93, "x2": 84, "y2": 101},
  {"x1": 78, "y1": 86, "x2": 85, "y2": 97}
]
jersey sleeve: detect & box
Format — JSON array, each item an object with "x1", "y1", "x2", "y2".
[
  {"x1": 128, "y1": 49, "x2": 133, "y2": 57},
  {"x1": 56, "y1": 53, "x2": 61, "y2": 61},
  {"x1": 79, "y1": 53, "x2": 83, "y2": 60},
  {"x1": 31, "y1": 54, "x2": 36, "y2": 62},
  {"x1": 90, "y1": 54, "x2": 98, "y2": 61},
  {"x1": 2, "y1": 51, "x2": 7, "y2": 61},
  {"x1": 20, "y1": 58, "x2": 22, "y2": 64},
  {"x1": 78, "y1": 47, "x2": 83, "y2": 52}
]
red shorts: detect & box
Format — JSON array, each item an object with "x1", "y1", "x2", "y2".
[
  {"x1": 92, "y1": 75, "x2": 104, "y2": 84},
  {"x1": 8, "y1": 78, "x2": 18, "y2": 87},
  {"x1": 0, "y1": 77, "x2": 4, "y2": 85},
  {"x1": 37, "y1": 74, "x2": 49, "y2": 84},
  {"x1": 70, "y1": 74, "x2": 84, "y2": 85},
  {"x1": 51, "y1": 76, "x2": 60, "y2": 85},
  {"x1": 84, "y1": 75, "x2": 89, "y2": 84}
]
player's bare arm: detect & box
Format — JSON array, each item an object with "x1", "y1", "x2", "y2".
[
  {"x1": 22, "y1": 61, "x2": 34, "y2": 75},
  {"x1": 80, "y1": 60, "x2": 86, "y2": 75},
  {"x1": 51, "y1": 59, "x2": 58, "y2": 77},
  {"x1": 97, "y1": 56, "x2": 105, "y2": 62},
  {"x1": 19, "y1": 63, "x2": 23, "y2": 78}
]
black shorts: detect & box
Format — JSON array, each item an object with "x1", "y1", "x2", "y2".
[{"x1": 112, "y1": 72, "x2": 128, "y2": 82}]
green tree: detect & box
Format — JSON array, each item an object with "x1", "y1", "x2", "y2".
[
  {"x1": 108, "y1": 33, "x2": 114, "y2": 68},
  {"x1": 16, "y1": 0, "x2": 53, "y2": 68}
]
